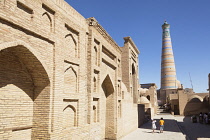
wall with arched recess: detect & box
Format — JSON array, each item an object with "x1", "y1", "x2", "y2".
[
  {"x1": 184, "y1": 97, "x2": 203, "y2": 116},
  {"x1": 0, "y1": 41, "x2": 51, "y2": 77},
  {"x1": 183, "y1": 94, "x2": 209, "y2": 116},
  {"x1": 63, "y1": 105, "x2": 77, "y2": 128},
  {"x1": 64, "y1": 66, "x2": 77, "y2": 94},
  {"x1": 101, "y1": 74, "x2": 115, "y2": 139},
  {"x1": 0, "y1": 0, "x2": 89, "y2": 139},
  {"x1": 65, "y1": 34, "x2": 78, "y2": 58},
  {"x1": 42, "y1": 12, "x2": 52, "y2": 32},
  {"x1": 0, "y1": 0, "x2": 141, "y2": 139},
  {"x1": 0, "y1": 43, "x2": 51, "y2": 139}
]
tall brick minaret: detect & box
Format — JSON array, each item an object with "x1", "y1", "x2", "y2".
[{"x1": 161, "y1": 21, "x2": 178, "y2": 89}]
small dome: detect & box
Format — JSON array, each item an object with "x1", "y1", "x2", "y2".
[
  {"x1": 140, "y1": 96, "x2": 150, "y2": 104},
  {"x1": 140, "y1": 88, "x2": 148, "y2": 94},
  {"x1": 164, "y1": 20, "x2": 168, "y2": 24}
]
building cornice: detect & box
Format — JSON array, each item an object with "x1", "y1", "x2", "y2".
[
  {"x1": 87, "y1": 17, "x2": 122, "y2": 53},
  {"x1": 123, "y1": 36, "x2": 140, "y2": 54}
]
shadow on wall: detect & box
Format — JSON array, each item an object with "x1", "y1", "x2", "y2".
[
  {"x1": 177, "y1": 116, "x2": 210, "y2": 140},
  {"x1": 0, "y1": 46, "x2": 50, "y2": 139},
  {"x1": 0, "y1": 46, "x2": 50, "y2": 98}
]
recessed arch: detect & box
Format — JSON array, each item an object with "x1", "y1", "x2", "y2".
[
  {"x1": 0, "y1": 42, "x2": 50, "y2": 139},
  {"x1": 132, "y1": 63, "x2": 136, "y2": 75},
  {"x1": 93, "y1": 105, "x2": 97, "y2": 123},
  {"x1": 118, "y1": 84, "x2": 120, "y2": 96},
  {"x1": 100, "y1": 72, "x2": 115, "y2": 89},
  {"x1": 65, "y1": 34, "x2": 77, "y2": 46},
  {"x1": 0, "y1": 40, "x2": 50, "y2": 77},
  {"x1": 94, "y1": 46, "x2": 98, "y2": 65},
  {"x1": 42, "y1": 12, "x2": 52, "y2": 31},
  {"x1": 65, "y1": 33, "x2": 77, "y2": 57},
  {"x1": 42, "y1": 12, "x2": 52, "y2": 22},
  {"x1": 102, "y1": 75, "x2": 114, "y2": 97},
  {"x1": 64, "y1": 66, "x2": 77, "y2": 93},
  {"x1": 63, "y1": 105, "x2": 77, "y2": 127},
  {"x1": 93, "y1": 77, "x2": 97, "y2": 92},
  {"x1": 63, "y1": 104, "x2": 76, "y2": 112},
  {"x1": 64, "y1": 66, "x2": 77, "y2": 77},
  {"x1": 101, "y1": 74, "x2": 115, "y2": 139}
]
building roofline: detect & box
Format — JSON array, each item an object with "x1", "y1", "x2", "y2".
[
  {"x1": 141, "y1": 83, "x2": 157, "y2": 88},
  {"x1": 87, "y1": 17, "x2": 122, "y2": 53},
  {"x1": 123, "y1": 36, "x2": 140, "y2": 54}
]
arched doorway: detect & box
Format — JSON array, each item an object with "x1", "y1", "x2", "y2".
[
  {"x1": 0, "y1": 45, "x2": 50, "y2": 139},
  {"x1": 102, "y1": 75, "x2": 115, "y2": 139}
]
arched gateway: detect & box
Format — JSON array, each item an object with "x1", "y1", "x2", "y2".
[{"x1": 0, "y1": 43, "x2": 50, "y2": 140}]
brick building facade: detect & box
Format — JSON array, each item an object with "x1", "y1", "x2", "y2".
[{"x1": 0, "y1": 0, "x2": 140, "y2": 139}]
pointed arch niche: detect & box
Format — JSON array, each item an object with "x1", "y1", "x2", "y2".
[
  {"x1": 102, "y1": 75, "x2": 115, "y2": 139},
  {"x1": 64, "y1": 63, "x2": 78, "y2": 94},
  {"x1": 93, "y1": 98, "x2": 99, "y2": 123},
  {"x1": 42, "y1": 4, "x2": 55, "y2": 32},
  {"x1": 93, "y1": 39, "x2": 100, "y2": 66},
  {"x1": 63, "y1": 105, "x2": 77, "y2": 127},
  {"x1": 62, "y1": 99, "x2": 78, "y2": 129},
  {"x1": 93, "y1": 70, "x2": 99, "y2": 93},
  {"x1": 93, "y1": 77, "x2": 97, "y2": 92},
  {"x1": 42, "y1": 12, "x2": 52, "y2": 32},
  {"x1": 65, "y1": 24, "x2": 79, "y2": 58}
]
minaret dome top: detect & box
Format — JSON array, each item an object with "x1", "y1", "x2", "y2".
[
  {"x1": 162, "y1": 20, "x2": 170, "y2": 29},
  {"x1": 164, "y1": 20, "x2": 168, "y2": 24}
]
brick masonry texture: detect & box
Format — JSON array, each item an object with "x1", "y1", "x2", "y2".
[{"x1": 0, "y1": 0, "x2": 141, "y2": 140}]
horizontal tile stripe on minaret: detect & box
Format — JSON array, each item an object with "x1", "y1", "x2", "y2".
[
  {"x1": 161, "y1": 86, "x2": 178, "y2": 89},
  {"x1": 162, "y1": 66, "x2": 175, "y2": 68},
  {"x1": 162, "y1": 47, "x2": 172, "y2": 50},
  {"x1": 161, "y1": 75, "x2": 176, "y2": 78},
  {"x1": 163, "y1": 50, "x2": 173, "y2": 53},
  {"x1": 163, "y1": 43, "x2": 172, "y2": 46},
  {"x1": 161, "y1": 80, "x2": 178, "y2": 83},
  {"x1": 162, "y1": 40, "x2": 171, "y2": 42},
  {"x1": 162, "y1": 57, "x2": 174, "y2": 60},
  {"x1": 161, "y1": 70, "x2": 176, "y2": 73}
]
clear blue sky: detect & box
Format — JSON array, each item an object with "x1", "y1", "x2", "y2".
[{"x1": 66, "y1": 0, "x2": 210, "y2": 93}]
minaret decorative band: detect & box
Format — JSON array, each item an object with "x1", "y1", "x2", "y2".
[{"x1": 161, "y1": 21, "x2": 177, "y2": 89}]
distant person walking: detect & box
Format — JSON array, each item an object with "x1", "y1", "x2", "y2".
[
  {"x1": 199, "y1": 112, "x2": 203, "y2": 123},
  {"x1": 204, "y1": 113, "x2": 208, "y2": 124},
  {"x1": 159, "y1": 118, "x2": 164, "y2": 133},
  {"x1": 151, "y1": 119, "x2": 156, "y2": 133}
]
